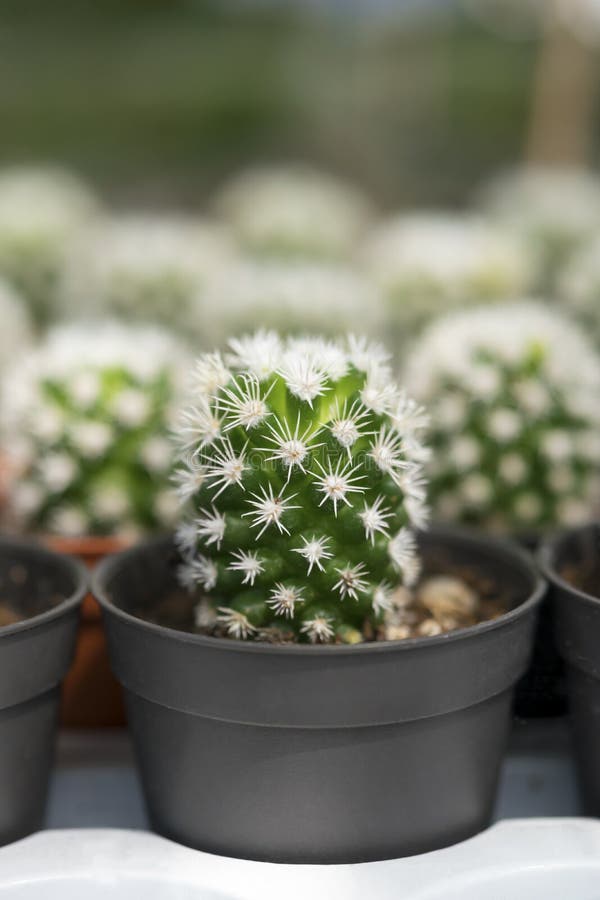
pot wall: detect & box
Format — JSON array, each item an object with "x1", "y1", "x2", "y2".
[
  {"x1": 541, "y1": 523, "x2": 600, "y2": 814},
  {"x1": 95, "y1": 529, "x2": 543, "y2": 863},
  {"x1": 0, "y1": 538, "x2": 86, "y2": 844}
]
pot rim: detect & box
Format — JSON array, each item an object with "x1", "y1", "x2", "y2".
[
  {"x1": 539, "y1": 520, "x2": 600, "y2": 610},
  {"x1": 93, "y1": 525, "x2": 545, "y2": 657},
  {"x1": 0, "y1": 535, "x2": 88, "y2": 638}
]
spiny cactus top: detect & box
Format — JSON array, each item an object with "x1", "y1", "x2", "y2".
[
  {"x1": 201, "y1": 258, "x2": 384, "y2": 346},
  {"x1": 404, "y1": 302, "x2": 600, "y2": 533},
  {"x1": 64, "y1": 214, "x2": 233, "y2": 337},
  {"x1": 1, "y1": 322, "x2": 186, "y2": 538},
  {"x1": 0, "y1": 278, "x2": 32, "y2": 371},
  {"x1": 174, "y1": 331, "x2": 430, "y2": 643},
  {"x1": 215, "y1": 164, "x2": 372, "y2": 260},
  {"x1": 364, "y1": 212, "x2": 533, "y2": 339},
  {"x1": 0, "y1": 166, "x2": 98, "y2": 326}
]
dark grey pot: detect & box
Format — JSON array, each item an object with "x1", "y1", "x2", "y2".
[
  {"x1": 540, "y1": 522, "x2": 600, "y2": 814},
  {"x1": 512, "y1": 530, "x2": 567, "y2": 719},
  {"x1": 94, "y1": 527, "x2": 543, "y2": 864},
  {"x1": 0, "y1": 537, "x2": 86, "y2": 845}
]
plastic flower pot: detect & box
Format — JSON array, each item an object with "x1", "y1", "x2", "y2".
[
  {"x1": 0, "y1": 537, "x2": 86, "y2": 845},
  {"x1": 540, "y1": 522, "x2": 600, "y2": 814},
  {"x1": 94, "y1": 527, "x2": 543, "y2": 864},
  {"x1": 512, "y1": 530, "x2": 567, "y2": 719},
  {"x1": 43, "y1": 535, "x2": 129, "y2": 729}
]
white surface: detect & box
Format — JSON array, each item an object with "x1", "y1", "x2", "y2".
[{"x1": 1, "y1": 821, "x2": 600, "y2": 898}]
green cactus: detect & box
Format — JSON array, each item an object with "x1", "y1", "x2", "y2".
[
  {"x1": 1, "y1": 322, "x2": 185, "y2": 538},
  {"x1": 174, "y1": 331, "x2": 429, "y2": 643}
]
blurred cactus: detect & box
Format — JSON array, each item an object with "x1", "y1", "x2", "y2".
[
  {"x1": 174, "y1": 331, "x2": 429, "y2": 643},
  {"x1": 1, "y1": 322, "x2": 186, "y2": 537},
  {"x1": 201, "y1": 258, "x2": 385, "y2": 345},
  {"x1": 215, "y1": 164, "x2": 372, "y2": 260},
  {"x1": 363, "y1": 212, "x2": 533, "y2": 341},
  {"x1": 63, "y1": 214, "x2": 233, "y2": 339},
  {"x1": 478, "y1": 167, "x2": 600, "y2": 289},
  {"x1": 0, "y1": 278, "x2": 32, "y2": 371},
  {"x1": 558, "y1": 234, "x2": 600, "y2": 342},
  {"x1": 405, "y1": 301, "x2": 600, "y2": 533},
  {"x1": 0, "y1": 167, "x2": 99, "y2": 327}
]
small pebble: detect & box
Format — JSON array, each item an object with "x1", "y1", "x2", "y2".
[
  {"x1": 418, "y1": 576, "x2": 478, "y2": 622},
  {"x1": 417, "y1": 618, "x2": 443, "y2": 637}
]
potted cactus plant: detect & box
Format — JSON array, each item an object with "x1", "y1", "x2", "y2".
[
  {"x1": 94, "y1": 331, "x2": 542, "y2": 863},
  {"x1": 1, "y1": 321, "x2": 186, "y2": 726},
  {"x1": 404, "y1": 301, "x2": 600, "y2": 716}
]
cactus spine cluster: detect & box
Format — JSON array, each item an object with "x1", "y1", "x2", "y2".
[{"x1": 174, "y1": 331, "x2": 429, "y2": 643}]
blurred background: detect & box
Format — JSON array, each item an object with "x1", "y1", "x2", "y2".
[{"x1": 2, "y1": 0, "x2": 598, "y2": 205}]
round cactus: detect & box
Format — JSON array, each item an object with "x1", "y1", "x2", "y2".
[
  {"x1": 1, "y1": 321, "x2": 186, "y2": 538},
  {"x1": 0, "y1": 166, "x2": 98, "y2": 327},
  {"x1": 363, "y1": 212, "x2": 533, "y2": 341},
  {"x1": 63, "y1": 214, "x2": 233, "y2": 338},
  {"x1": 404, "y1": 302, "x2": 600, "y2": 533},
  {"x1": 174, "y1": 331, "x2": 429, "y2": 643},
  {"x1": 200, "y1": 258, "x2": 385, "y2": 346},
  {"x1": 478, "y1": 166, "x2": 600, "y2": 289},
  {"x1": 215, "y1": 164, "x2": 372, "y2": 260}
]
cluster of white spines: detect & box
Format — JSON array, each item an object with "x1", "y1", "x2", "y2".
[
  {"x1": 1, "y1": 321, "x2": 186, "y2": 536},
  {"x1": 175, "y1": 330, "x2": 430, "y2": 642},
  {"x1": 405, "y1": 301, "x2": 600, "y2": 529}
]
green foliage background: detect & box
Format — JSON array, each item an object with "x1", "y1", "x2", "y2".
[{"x1": 0, "y1": 0, "x2": 546, "y2": 207}]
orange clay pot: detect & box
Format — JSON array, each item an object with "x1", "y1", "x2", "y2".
[{"x1": 43, "y1": 535, "x2": 130, "y2": 728}]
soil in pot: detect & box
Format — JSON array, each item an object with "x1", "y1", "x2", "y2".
[
  {"x1": 541, "y1": 523, "x2": 600, "y2": 815},
  {"x1": 0, "y1": 538, "x2": 86, "y2": 845},
  {"x1": 43, "y1": 535, "x2": 129, "y2": 729},
  {"x1": 95, "y1": 529, "x2": 542, "y2": 864}
]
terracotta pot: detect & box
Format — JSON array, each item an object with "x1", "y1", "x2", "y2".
[{"x1": 43, "y1": 535, "x2": 130, "y2": 728}]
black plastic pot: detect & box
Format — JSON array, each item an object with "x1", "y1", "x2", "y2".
[
  {"x1": 512, "y1": 530, "x2": 567, "y2": 719},
  {"x1": 94, "y1": 528, "x2": 543, "y2": 864},
  {"x1": 540, "y1": 522, "x2": 600, "y2": 814},
  {"x1": 0, "y1": 537, "x2": 86, "y2": 845}
]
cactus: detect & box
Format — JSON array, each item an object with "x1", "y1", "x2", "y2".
[
  {"x1": 478, "y1": 167, "x2": 600, "y2": 290},
  {"x1": 174, "y1": 331, "x2": 429, "y2": 643},
  {"x1": 63, "y1": 214, "x2": 233, "y2": 338},
  {"x1": 201, "y1": 258, "x2": 385, "y2": 346},
  {"x1": 0, "y1": 166, "x2": 98, "y2": 327},
  {"x1": 1, "y1": 322, "x2": 186, "y2": 538},
  {"x1": 0, "y1": 278, "x2": 32, "y2": 372},
  {"x1": 363, "y1": 212, "x2": 533, "y2": 342},
  {"x1": 404, "y1": 302, "x2": 600, "y2": 532},
  {"x1": 215, "y1": 164, "x2": 372, "y2": 260}
]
